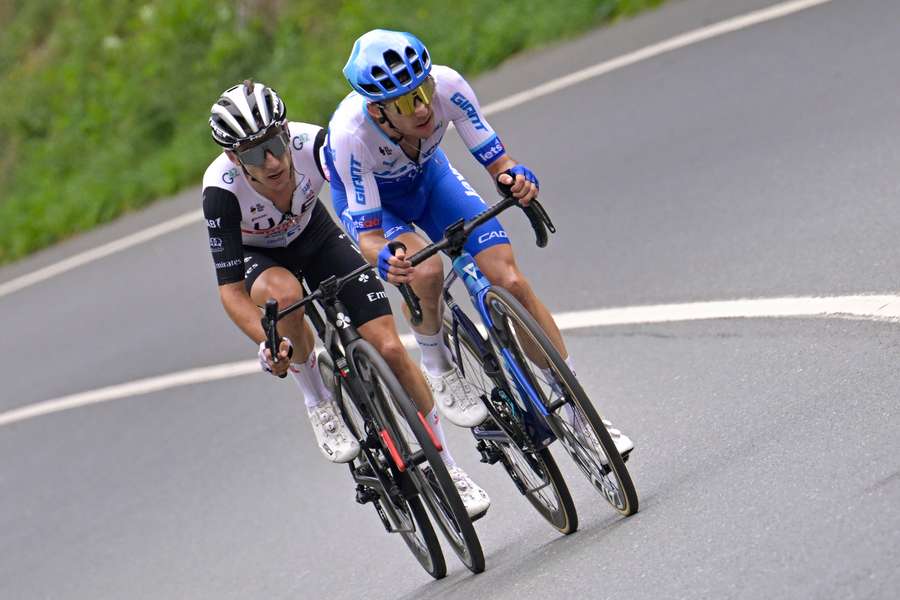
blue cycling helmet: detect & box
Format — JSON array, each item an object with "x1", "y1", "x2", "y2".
[{"x1": 343, "y1": 29, "x2": 431, "y2": 101}]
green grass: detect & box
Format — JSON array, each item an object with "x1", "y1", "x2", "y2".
[{"x1": 0, "y1": 0, "x2": 663, "y2": 264}]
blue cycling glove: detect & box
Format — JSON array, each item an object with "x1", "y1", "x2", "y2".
[
  {"x1": 377, "y1": 243, "x2": 395, "y2": 281},
  {"x1": 508, "y1": 164, "x2": 540, "y2": 189}
]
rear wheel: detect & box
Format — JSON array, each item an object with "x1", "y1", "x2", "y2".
[
  {"x1": 347, "y1": 343, "x2": 486, "y2": 574},
  {"x1": 444, "y1": 315, "x2": 577, "y2": 534},
  {"x1": 484, "y1": 287, "x2": 639, "y2": 517},
  {"x1": 318, "y1": 351, "x2": 446, "y2": 578}
]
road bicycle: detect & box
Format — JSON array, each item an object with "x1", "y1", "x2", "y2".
[
  {"x1": 396, "y1": 191, "x2": 638, "y2": 535},
  {"x1": 262, "y1": 263, "x2": 485, "y2": 579}
]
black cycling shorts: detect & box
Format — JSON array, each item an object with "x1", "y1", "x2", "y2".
[{"x1": 243, "y1": 202, "x2": 392, "y2": 327}]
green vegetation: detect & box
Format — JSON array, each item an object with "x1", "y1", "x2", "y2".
[{"x1": 0, "y1": 0, "x2": 663, "y2": 264}]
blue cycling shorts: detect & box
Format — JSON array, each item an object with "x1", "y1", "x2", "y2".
[{"x1": 330, "y1": 148, "x2": 509, "y2": 256}]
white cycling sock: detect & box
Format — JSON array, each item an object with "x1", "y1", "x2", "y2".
[
  {"x1": 414, "y1": 328, "x2": 454, "y2": 376},
  {"x1": 427, "y1": 407, "x2": 456, "y2": 467},
  {"x1": 291, "y1": 350, "x2": 333, "y2": 410}
]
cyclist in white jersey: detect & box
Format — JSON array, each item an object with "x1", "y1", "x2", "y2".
[
  {"x1": 202, "y1": 80, "x2": 490, "y2": 517},
  {"x1": 326, "y1": 30, "x2": 633, "y2": 458}
]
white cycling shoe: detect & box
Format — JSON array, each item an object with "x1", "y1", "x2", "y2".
[
  {"x1": 567, "y1": 405, "x2": 634, "y2": 459},
  {"x1": 447, "y1": 465, "x2": 491, "y2": 519},
  {"x1": 601, "y1": 418, "x2": 634, "y2": 458},
  {"x1": 308, "y1": 398, "x2": 360, "y2": 463},
  {"x1": 422, "y1": 366, "x2": 488, "y2": 428}
]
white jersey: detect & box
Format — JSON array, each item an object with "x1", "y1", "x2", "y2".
[
  {"x1": 326, "y1": 65, "x2": 505, "y2": 229},
  {"x1": 202, "y1": 121, "x2": 326, "y2": 249}
]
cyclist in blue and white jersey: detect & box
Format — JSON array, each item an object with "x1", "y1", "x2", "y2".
[
  {"x1": 326, "y1": 30, "x2": 633, "y2": 457},
  {"x1": 202, "y1": 80, "x2": 490, "y2": 517}
]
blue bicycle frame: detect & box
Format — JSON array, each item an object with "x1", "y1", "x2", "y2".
[{"x1": 444, "y1": 252, "x2": 557, "y2": 449}]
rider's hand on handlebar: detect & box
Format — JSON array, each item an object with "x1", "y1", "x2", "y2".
[
  {"x1": 497, "y1": 165, "x2": 540, "y2": 206},
  {"x1": 258, "y1": 337, "x2": 294, "y2": 377},
  {"x1": 377, "y1": 243, "x2": 415, "y2": 284}
]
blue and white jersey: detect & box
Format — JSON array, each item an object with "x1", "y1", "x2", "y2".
[{"x1": 326, "y1": 65, "x2": 506, "y2": 234}]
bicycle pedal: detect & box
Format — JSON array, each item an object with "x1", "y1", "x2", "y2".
[
  {"x1": 355, "y1": 485, "x2": 378, "y2": 505},
  {"x1": 475, "y1": 440, "x2": 502, "y2": 465},
  {"x1": 355, "y1": 463, "x2": 374, "y2": 477}
]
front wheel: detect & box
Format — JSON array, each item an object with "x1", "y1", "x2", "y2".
[
  {"x1": 484, "y1": 287, "x2": 639, "y2": 517},
  {"x1": 444, "y1": 314, "x2": 577, "y2": 534},
  {"x1": 348, "y1": 343, "x2": 486, "y2": 574},
  {"x1": 318, "y1": 351, "x2": 447, "y2": 578}
]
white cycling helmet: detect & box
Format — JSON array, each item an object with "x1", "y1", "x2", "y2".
[{"x1": 209, "y1": 80, "x2": 286, "y2": 149}]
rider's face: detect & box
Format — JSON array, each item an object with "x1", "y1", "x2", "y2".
[
  {"x1": 227, "y1": 130, "x2": 293, "y2": 192},
  {"x1": 376, "y1": 92, "x2": 435, "y2": 139}
]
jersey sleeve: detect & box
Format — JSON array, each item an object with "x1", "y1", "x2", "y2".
[
  {"x1": 202, "y1": 187, "x2": 246, "y2": 285},
  {"x1": 437, "y1": 65, "x2": 507, "y2": 167},
  {"x1": 312, "y1": 127, "x2": 328, "y2": 181},
  {"x1": 287, "y1": 121, "x2": 328, "y2": 195},
  {"x1": 329, "y1": 127, "x2": 384, "y2": 234}
]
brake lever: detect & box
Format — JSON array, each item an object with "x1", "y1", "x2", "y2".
[
  {"x1": 521, "y1": 199, "x2": 556, "y2": 248},
  {"x1": 386, "y1": 241, "x2": 423, "y2": 326},
  {"x1": 263, "y1": 299, "x2": 288, "y2": 379}
]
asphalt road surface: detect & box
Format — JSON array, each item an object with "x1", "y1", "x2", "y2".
[{"x1": 2, "y1": 0, "x2": 898, "y2": 598}]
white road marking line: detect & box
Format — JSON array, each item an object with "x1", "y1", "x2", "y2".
[
  {"x1": 0, "y1": 0, "x2": 832, "y2": 299},
  {"x1": 480, "y1": 0, "x2": 833, "y2": 116},
  {"x1": 0, "y1": 210, "x2": 202, "y2": 299},
  {"x1": 2, "y1": 292, "x2": 898, "y2": 428}
]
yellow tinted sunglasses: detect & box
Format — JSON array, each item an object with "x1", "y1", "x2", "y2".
[{"x1": 383, "y1": 76, "x2": 436, "y2": 116}]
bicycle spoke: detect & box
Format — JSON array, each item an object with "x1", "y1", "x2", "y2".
[
  {"x1": 445, "y1": 314, "x2": 577, "y2": 534},
  {"x1": 484, "y1": 287, "x2": 639, "y2": 517}
]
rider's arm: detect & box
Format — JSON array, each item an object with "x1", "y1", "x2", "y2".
[
  {"x1": 438, "y1": 65, "x2": 539, "y2": 203},
  {"x1": 330, "y1": 127, "x2": 384, "y2": 232},
  {"x1": 202, "y1": 186, "x2": 265, "y2": 344},
  {"x1": 218, "y1": 281, "x2": 266, "y2": 344},
  {"x1": 329, "y1": 128, "x2": 411, "y2": 282}
]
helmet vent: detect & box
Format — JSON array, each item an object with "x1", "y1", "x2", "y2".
[
  {"x1": 405, "y1": 46, "x2": 424, "y2": 76},
  {"x1": 359, "y1": 82, "x2": 381, "y2": 95},
  {"x1": 384, "y1": 49, "x2": 404, "y2": 70},
  {"x1": 370, "y1": 65, "x2": 397, "y2": 92},
  {"x1": 384, "y1": 49, "x2": 411, "y2": 84}
]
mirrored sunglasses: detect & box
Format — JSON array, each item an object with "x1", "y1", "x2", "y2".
[
  {"x1": 383, "y1": 76, "x2": 436, "y2": 116},
  {"x1": 236, "y1": 129, "x2": 290, "y2": 166}
]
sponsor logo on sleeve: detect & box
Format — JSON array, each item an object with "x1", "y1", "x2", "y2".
[
  {"x1": 352, "y1": 211, "x2": 382, "y2": 232},
  {"x1": 209, "y1": 236, "x2": 224, "y2": 253},
  {"x1": 349, "y1": 155, "x2": 366, "y2": 205},
  {"x1": 450, "y1": 92, "x2": 488, "y2": 131},
  {"x1": 474, "y1": 136, "x2": 505, "y2": 166},
  {"x1": 214, "y1": 258, "x2": 242, "y2": 270},
  {"x1": 292, "y1": 132, "x2": 309, "y2": 150},
  {"x1": 222, "y1": 168, "x2": 238, "y2": 185}
]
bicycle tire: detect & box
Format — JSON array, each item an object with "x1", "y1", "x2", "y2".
[
  {"x1": 348, "y1": 343, "x2": 486, "y2": 574},
  {"x1": 318, "y1": 351, "x2": 447, "y2": 578},
  {"x1": 484, "y1": 287, "x2": 639, "y2": 517},
  {"x1": 444, "y1": 315, "x2": 578, "y2": 534}
]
